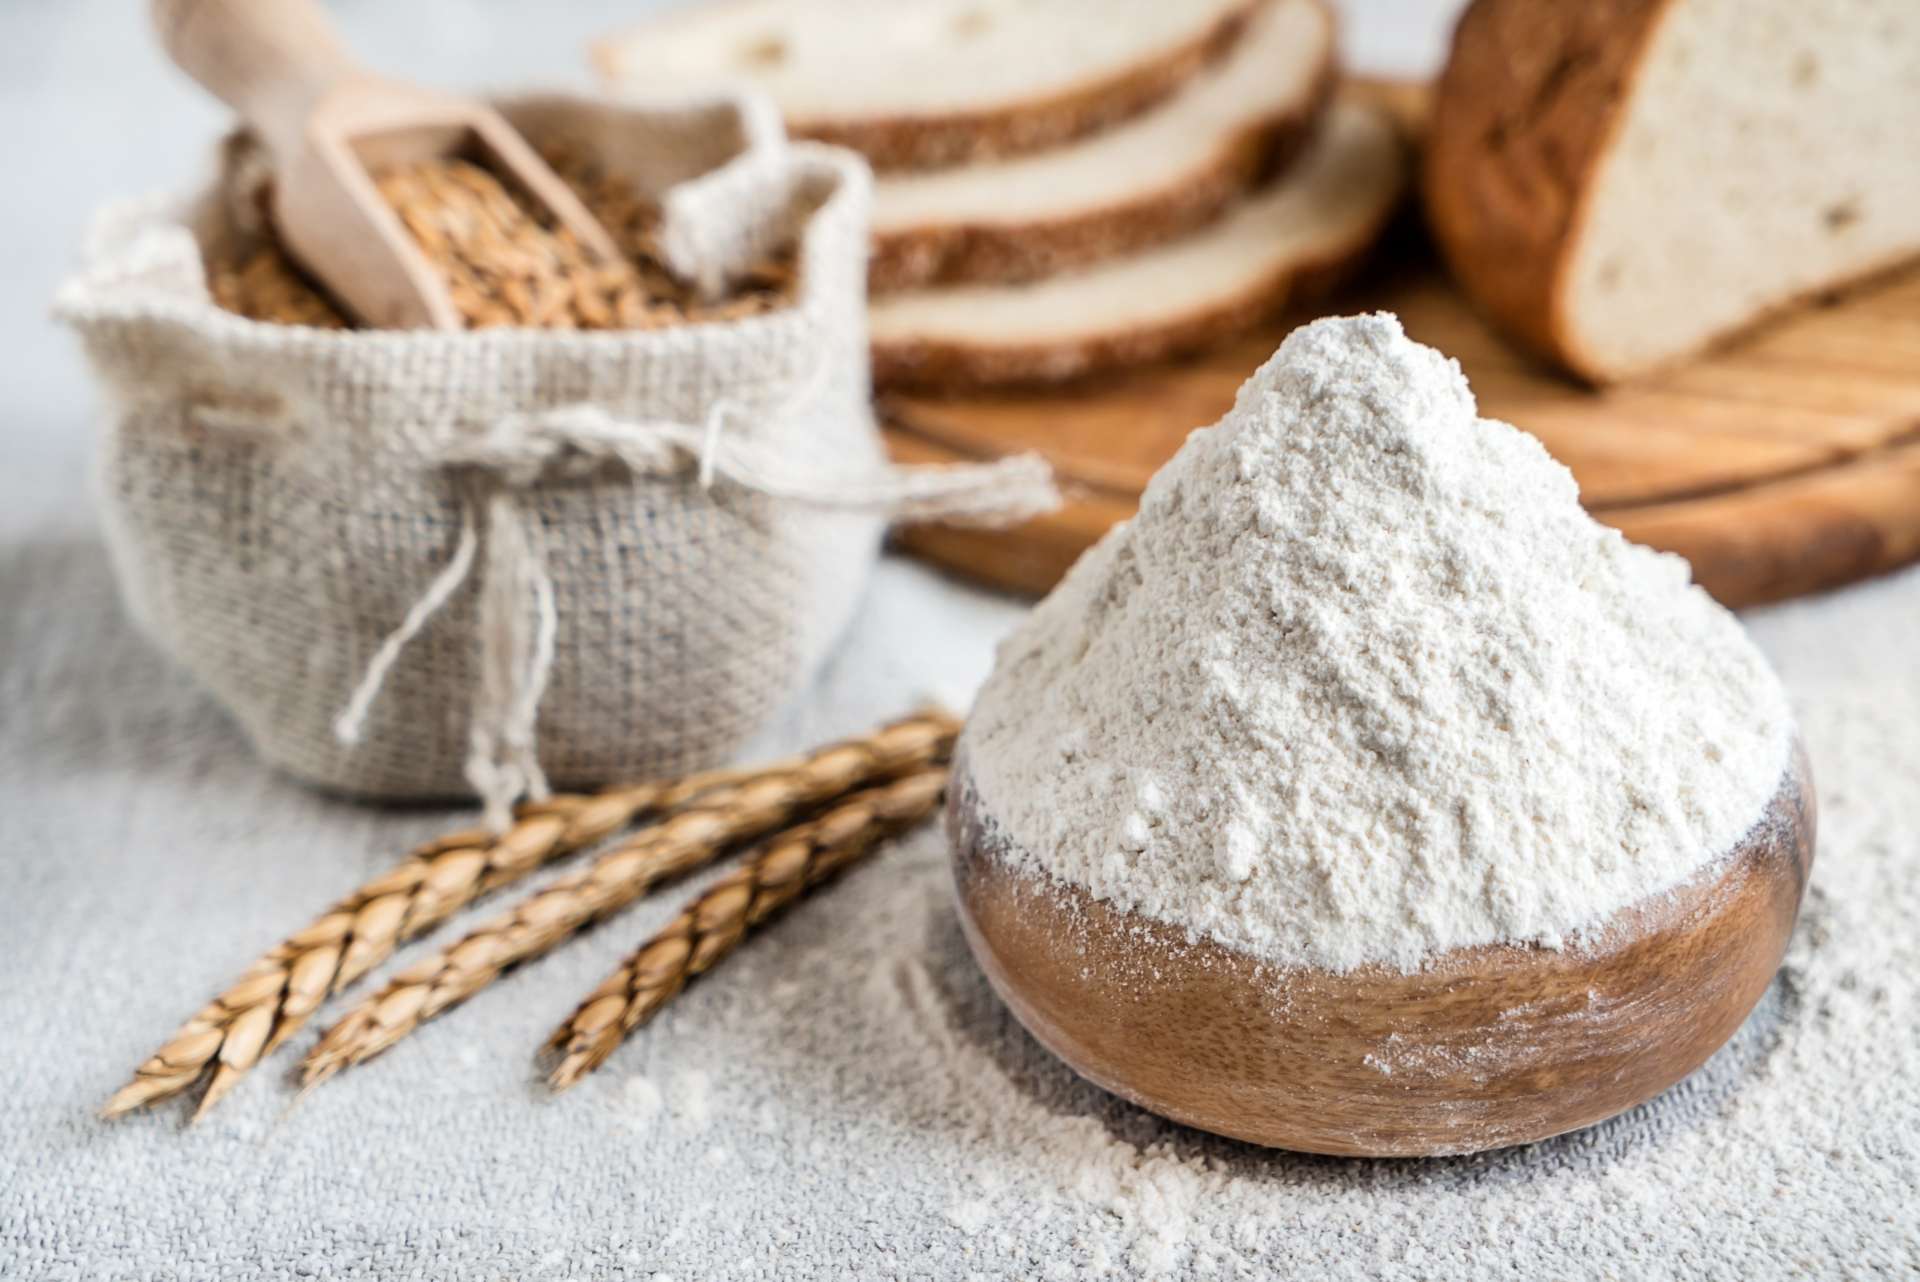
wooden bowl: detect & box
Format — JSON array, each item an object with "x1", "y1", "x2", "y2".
[{"x1": 947, "y1": 738, "x2": 1815, "y2": 1157}]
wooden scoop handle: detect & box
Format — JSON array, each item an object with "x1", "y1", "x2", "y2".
[{"x1": 153, "y1": 0, "x2": 362, "y2": 158}]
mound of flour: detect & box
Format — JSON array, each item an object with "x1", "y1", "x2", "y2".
[{"x1": 963, "y1": 313, "x2": 1792, "y2": 972}]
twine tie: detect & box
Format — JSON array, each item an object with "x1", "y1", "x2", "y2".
[{"x1": 332, "y1": 389, "x2": 1054, "y2": 829}]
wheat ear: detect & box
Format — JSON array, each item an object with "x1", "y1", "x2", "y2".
[
  {"x1": 544, "y1": 765, "x2": 948, "y2": 1091},
  {"x1": 301, "y1": 710, "x2": 959, "y2": 1088},
  {"x1": 103, "y1": 765, "x2": 754, "y2": 1123}
]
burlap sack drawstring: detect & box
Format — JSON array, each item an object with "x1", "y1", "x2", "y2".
[{"x1": 332, "y1": 393, "x2": 1056, "y2": 829}]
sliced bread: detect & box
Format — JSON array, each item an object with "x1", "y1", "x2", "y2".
[
  {"x1": 869, "y1": 100, "x2": 1407, "y2": 391},
  {"x1": 869, "y1": 0, "x2": 1337, "y2": 292},
  {"x1": 592, "y1": 0, "x2": 1259, "y2": 171},
  {"x1": 1426, "y1": 0, "x2": 1920, "y2": 383}
]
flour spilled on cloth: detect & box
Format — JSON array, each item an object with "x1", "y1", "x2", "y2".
[
  {"x1": 616, "y1": 1074, "x2": 666, "y2": 1128},
  {"x1": 1, "y1": 549, "x2": 1913, "y2": 1278},
  {"x1": 547, "y1": 571, "x2": 1915, "y2": 1278}
]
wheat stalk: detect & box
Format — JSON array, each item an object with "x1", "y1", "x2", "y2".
[
  {"x1": 300, "y1": 710, "x2": 959, "y2": 1088},
  {"x1": 102, "y1": 763, "x2": 757, "y2": 1123},
  {"x1": 544, "y1": 765, "x2": 948, "y2": 1091}
]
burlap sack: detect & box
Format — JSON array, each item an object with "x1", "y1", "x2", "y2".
[{"x1": 54, "y1": 91, "x2": 1053, "y2": 826}]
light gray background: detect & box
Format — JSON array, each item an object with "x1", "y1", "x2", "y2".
[{"x1": 3, "y1": 3, "x2": 1915, "y2": 1279}]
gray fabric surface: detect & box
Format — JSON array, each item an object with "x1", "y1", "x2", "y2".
[
  {"x1": 3, "y1": 2, "x2": 1916, "y2": 1278},
  {"x1": 5, "y1": 523, "x2": 1920, "y2": 1280}
]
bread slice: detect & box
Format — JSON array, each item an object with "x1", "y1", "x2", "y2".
[
  {"x1": 868, "y1": 0, "x2": 1337, "y2": 292},
  {"x1": 592, "y1": 0, "x2": 1259, "y2": 171},
  {"x1": 869, "y1": 100, "x2": 1407, "y2": 391},
  {"x1": 1426, "y1": 0, "x2": 1920, "y2": 383}
]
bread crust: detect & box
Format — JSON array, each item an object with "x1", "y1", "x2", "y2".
[
  {"x1": 869, "y1": 180, "x2": 1404, "y2": 393},
  {"x1": 1422, "y1": 0, "x2": 1672, "y2": 382},
  {"x1": 868, "y1": 47, "x2": 1338, "y2": 293},
  {"x1": 592, "y1": 1, "x2": 1262, "y2": 174}
]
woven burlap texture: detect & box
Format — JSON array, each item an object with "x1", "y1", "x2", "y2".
[{"x1": 54, "y1": 92, "x2": 1053, "y2": 823}]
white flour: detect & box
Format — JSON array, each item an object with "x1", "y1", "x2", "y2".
[{"x1": 965, "y1": 314, "x2": 1792, "y2": 971}]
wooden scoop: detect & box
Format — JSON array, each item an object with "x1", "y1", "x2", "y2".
[
  {"x1": 153, "y1": 0, "x2": 621, "y2": 329},
  {"x1": 948, "y1": 739, "x2": 1815, "y2": 1157}
]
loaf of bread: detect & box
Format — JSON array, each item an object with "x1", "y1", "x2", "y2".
[
  {"x1": 1426, "y1": 0, "x2": 1920, "y2": 383},
  {"x1": 870, "y1": 101, "x2": 1407, "y2": 391},
  {"x1": 593, "y1": 0, "x2": 1259, "y2": 170},
  {"x1": 868, "y1": 0, "x2": 1336, "y2": 291}
]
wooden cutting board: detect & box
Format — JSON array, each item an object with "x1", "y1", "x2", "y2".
[{"x1": 883, "y1": 248, "x2": 1920, "y2": 607}]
